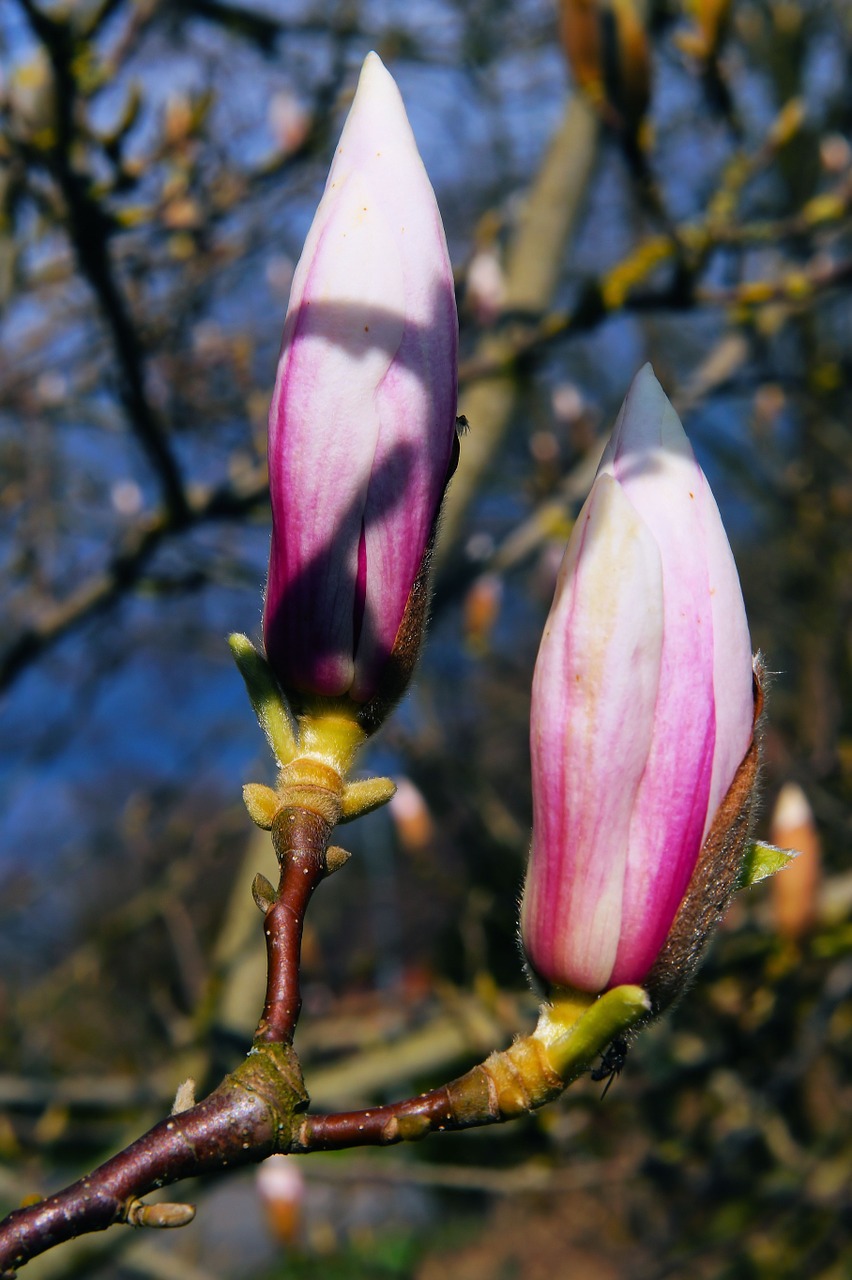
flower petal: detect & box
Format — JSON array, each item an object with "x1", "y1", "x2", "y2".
[
  {"x1": 523, "y1": 473, "x2": 664, "y2": 992},
  {"x1": 264, "y1": 54, "x2": 458, "y2": 704}
]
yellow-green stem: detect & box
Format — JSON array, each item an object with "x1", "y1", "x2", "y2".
[
  {"x1": 533, "y1": 984, "x2": 651, "y2": 1080},
  {"x1": 298, "y1": 707, "x2": 368, "y2": 776}
]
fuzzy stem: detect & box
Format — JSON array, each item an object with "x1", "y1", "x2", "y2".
[{"x1": 298, "y1": 707, "x2": 368, "y2": 775}]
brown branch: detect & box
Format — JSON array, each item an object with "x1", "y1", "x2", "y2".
[
  {"x1": 254, "y1": 806, "x2": 332, "y2": 1045},
  {"x1": 0, "y1": 1042, "x2": 307, "y2": 1278},
  {"x1": 0, "y1": 775, "x2": 336, "y2": 1275},
  {"x1": 298, "y1": 1079, "x2": 494, "y2": 1152},
  {"x1": 0, "y1": 1018, "x2": 603, "y2": 1274},
  {"x1": 295, "y1": 1034, "x2": 571, "y2": 1154},
  {"x1": 0, "y1": 745, "x2": 649, "y2": 1276},
  {"x1": 0, "y1": 1008, "x2": 583, "y2": 1274},
  {"x1": 0, "y1": 1030, "x2": 555, "y2": 1274}
]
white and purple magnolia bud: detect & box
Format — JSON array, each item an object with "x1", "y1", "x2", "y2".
[
  {"x1": 263, "y1": 54, "x2": 458, "y2": 725},
  {"x1": 521, "y1": 365, "x2": 759, "y2": 1002}
]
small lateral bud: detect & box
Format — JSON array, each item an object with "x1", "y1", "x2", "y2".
[
  {"x1": 125, "y1": 1199, "x2": 196, "y2": 1229},
  {"x1": 170, "y1": 1078, "x2": 196, "y2": 1114},
  {"x1": 340, "y1": 775, "x2": 397, "y2": 821},
  {"x1": 243, "y1": 782, "x2": 280, "y2": 829},
  {"x1": 252, "y1": 872, "x2": 278, "y2": 914},
  {"x1": 324, "y1": 846, "x2": 352, "y2": 876}
]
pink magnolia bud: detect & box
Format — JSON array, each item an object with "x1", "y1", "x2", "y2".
[
  {"x1": 262, "y1": 54, "x2": 458, "y2": 724},
  {"x1": 522, "y1": 365, "x2": 758, "y2": 1000}
]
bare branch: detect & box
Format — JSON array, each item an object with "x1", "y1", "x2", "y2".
[
  {"x1": 0, "y1": 468, "x2": 268, "y2": 691},
  {"x1": 18, "y1": 0, "x2": 189, "y2": 523}
]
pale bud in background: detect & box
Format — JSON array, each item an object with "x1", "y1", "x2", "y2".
[
  {"x1": 769, "y1": 782, "x2": 821, "y2": 941},
  {"x1": 463, "y1": 572, "x2": 504, "y2": 655},
  {"x1": 257, "y1": 1154, "x2": 305, "y2": 1247},
  {"x1": 268, "y1": 90, "x2": 311, "y2": 155},
  {"x1": 389, "y1": 776, "x2": 435, "y2": 854},
  {"x1": 465, "y1": 249, "x2": 506, "y2": 325}
]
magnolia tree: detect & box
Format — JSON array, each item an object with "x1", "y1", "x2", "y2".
[{"x1": 0, "y1": 52, "x2": 788, "y2": 1277}]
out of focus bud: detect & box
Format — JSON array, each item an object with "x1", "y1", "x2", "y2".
[
  {"x1": 465, "y1": 249, "x2": 506, "y2": 325},
  {"x1": 257, "y1": 1155, "x2": 304, "y2": 1247},
  {"x1": 268, "y1": 90, "x2": 311, "y2": 156},
  {"x1": 389, "y1": 776, "x2": 435, "y2": 854},
  {"x1": 820, "y1": 133, "x2": 851, "y2": 175},
  {"x1": 7, "y1": 51, "x2": 56, "y2": 145},
  {"x1": 558, "y1": 0, "x2": 651, "y2": 140},
  {"x1": 676, "y1": 0, "x2": 732, "y2": 62},
  {"x1": 463, "y1": 572, "x2": 504, "y2": 654},
  {"x1": 164, "y1": 95, "x2": 190, "y2": 145},
  {"x1": 769, "y1": 782, "x2": 821, "y2": 941},
  {"x1": 263, "y1": 54, "x2": 458, "y2": 733},
  {"x1": 521, "y1": 365, "x2": 760, "y2": 1007}
]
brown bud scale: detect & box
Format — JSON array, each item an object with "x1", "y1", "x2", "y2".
[{"x1": 645, "y1": 661, "x2": 765, "y2": 1014}]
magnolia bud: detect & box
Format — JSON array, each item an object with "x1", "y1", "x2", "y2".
[
  {"x1": 256, "y1": 1155, "x2": 304, "y2": 1246},
  {"x1": 769, "y1": 782, "x2": 821, "y2": 941},
  {"x1": 558, "y1": 0, "x2": 651, "y2": 137},
  {"x1": 522, "y1": 365, "x2": 759, "y2": 1007},
  {"x1": 263, "y1": 54, "x2": 458, "y2": 733}
]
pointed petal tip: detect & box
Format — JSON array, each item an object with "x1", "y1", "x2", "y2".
[
  {"x1": 610, "y1": 361, "x2": 693, "y2": 463},
  {"x1": 340, "y1": 51, "x2": 419, "y2": 173},
  {"x1": 623, "y1": 361, "x2": 669, "y2": 422},
  {"x1": 631, "y1": 361, "x2": 658, "y2": 390},
  {"x1": 355, "y1": 51, "x2": 398, "y2": 107},
  {"x1": 359, "y1": 50, "x2": 386, "y2": 85}
]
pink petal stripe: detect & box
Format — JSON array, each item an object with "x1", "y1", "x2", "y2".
[{"x1": 523, "y1": 475, "x2": 664, "y2": 992}]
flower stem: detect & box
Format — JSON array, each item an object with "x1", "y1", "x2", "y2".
[
  {"x1": 295, "y1": 984, "x2": 651, "y2": 1152},
  {"x1": 254, "y1": 806, "x2": 331, "y2": 1045}
]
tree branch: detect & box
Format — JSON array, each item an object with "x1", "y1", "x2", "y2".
[
  {"x1": 0, "y1": 469, "x2": 268, "y2": 692},
  {"x1": 0, "y1": 734, "x2": 651, "y2": 1276},
  {"x1": 0, "y1": 1042, "x2": 307, "y2": 1278},
  {"x1": 254, "y1": 806, "x2": 332, "y2": 1046},
  {"x1": 0, "y1": 976, "x2": 648, "y2": 1276},
  {"x1": 18, "y1": 0, "x2": 189, "y2": 524}
]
